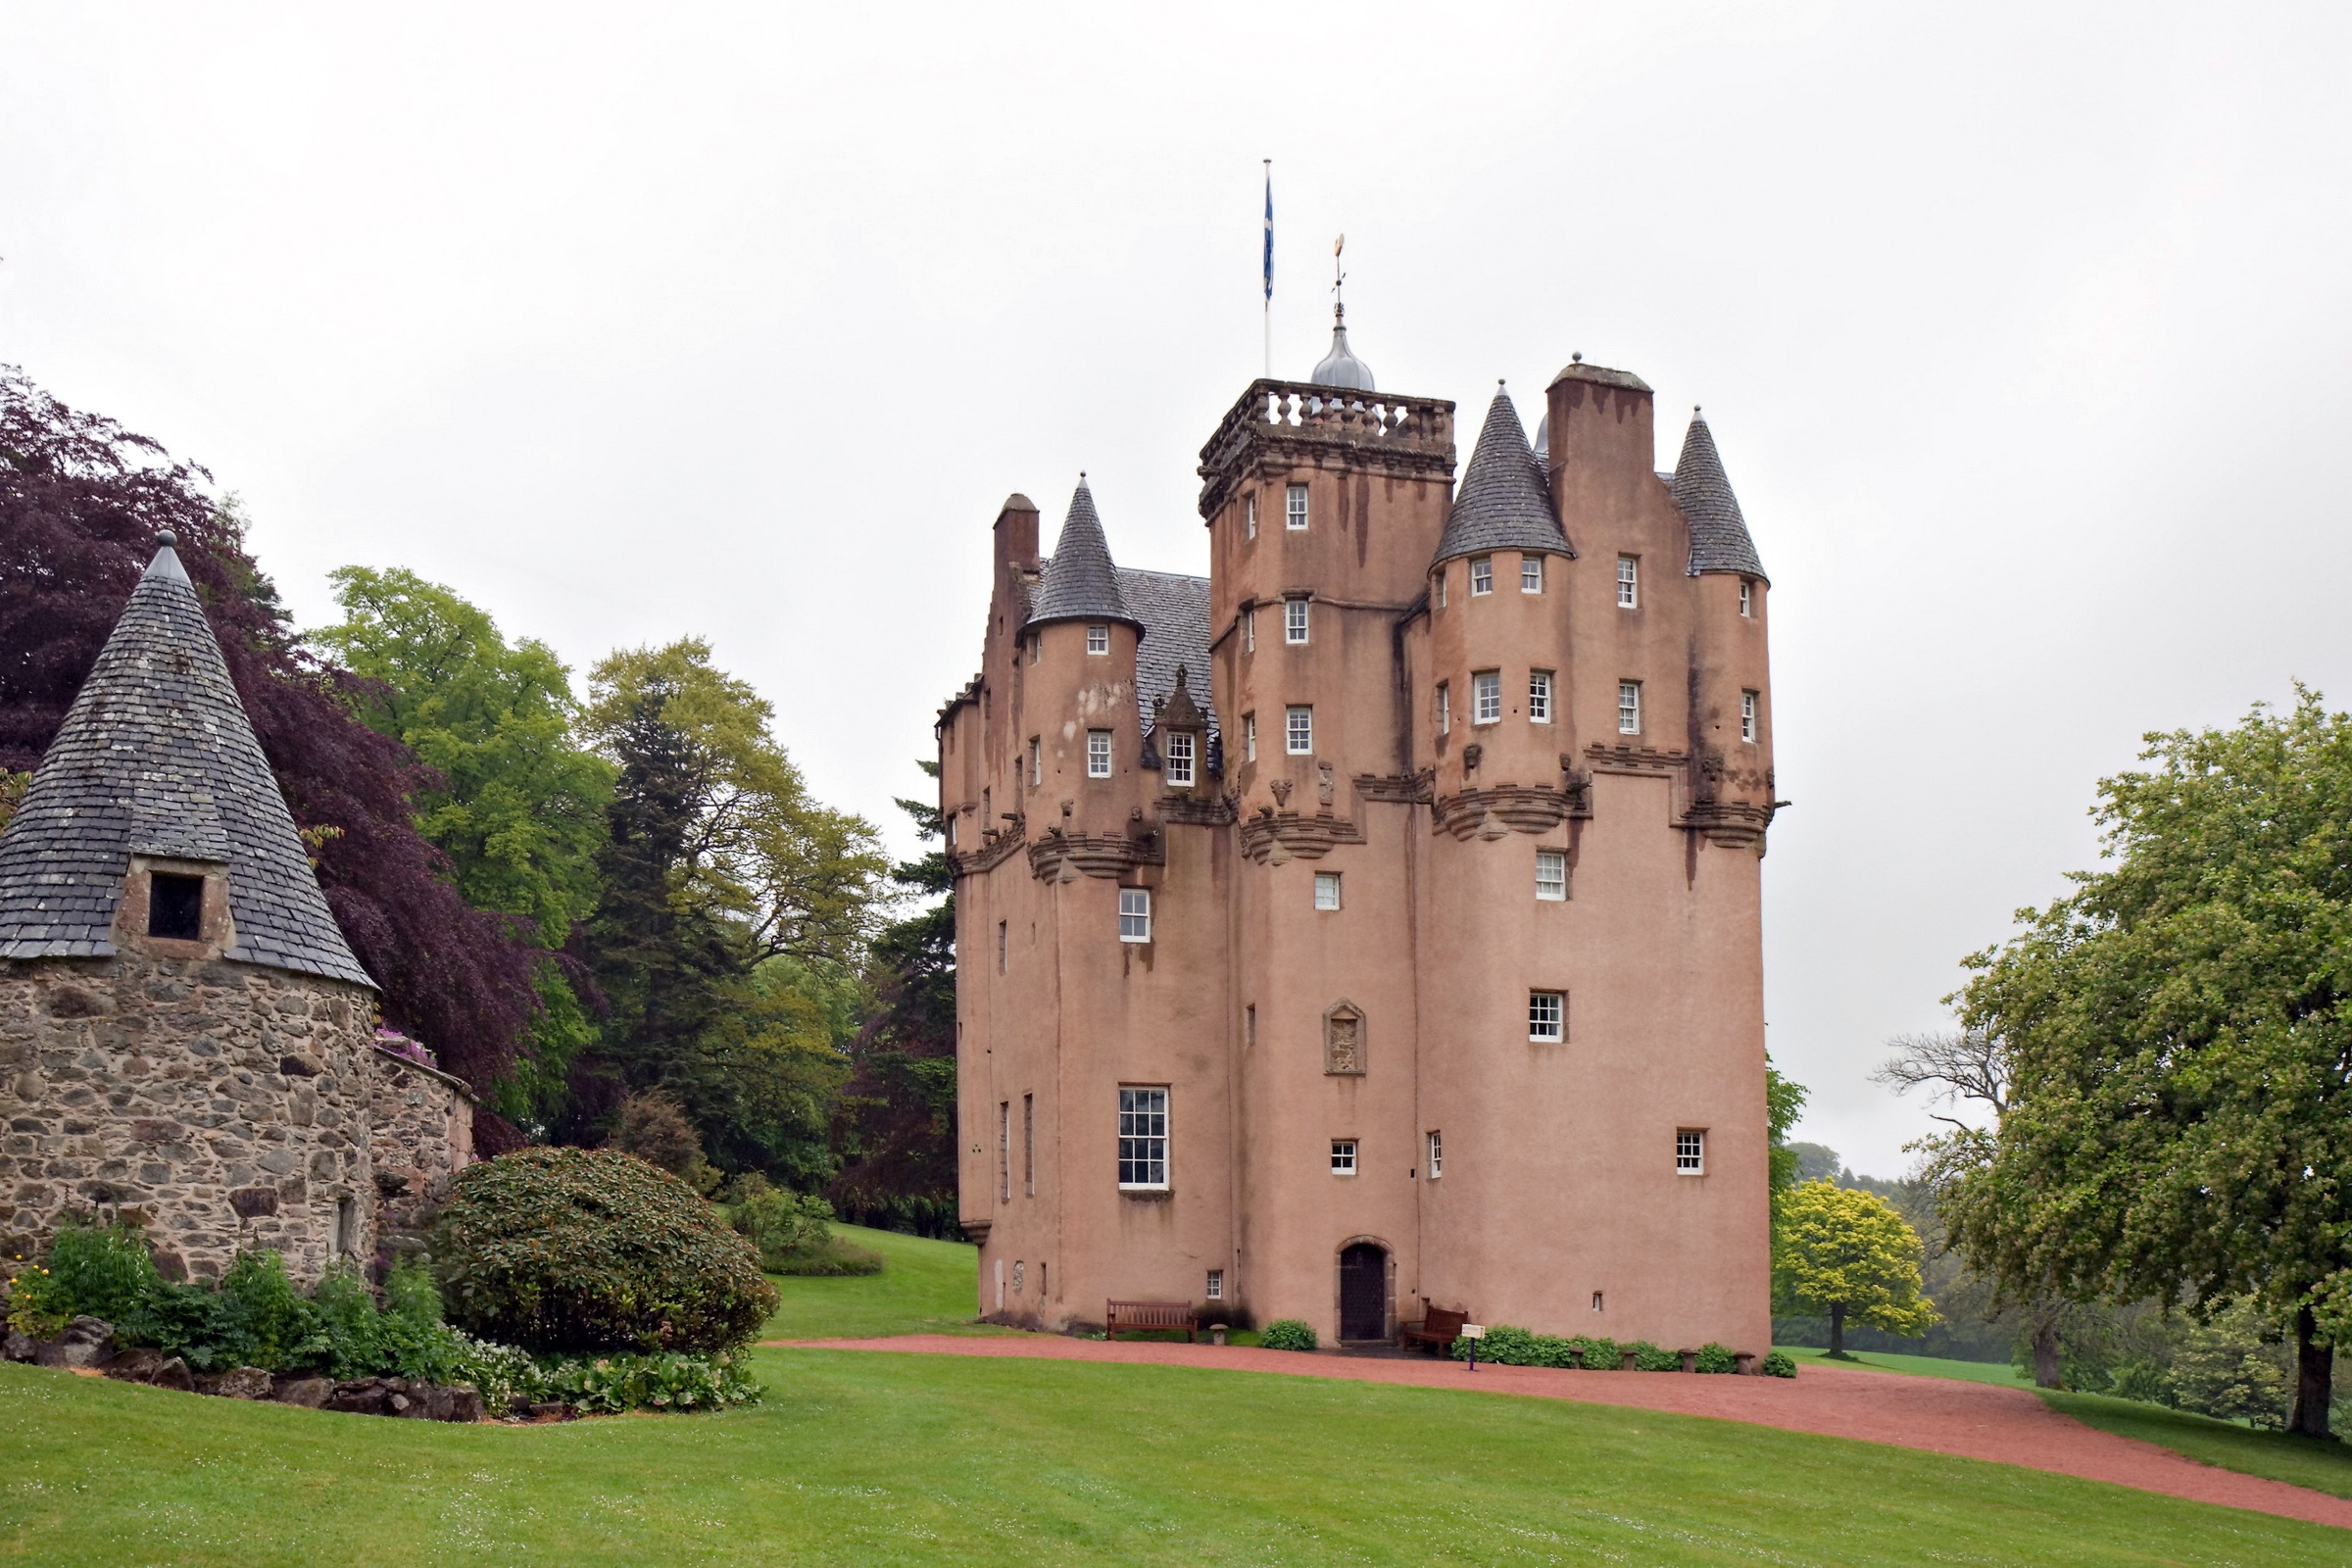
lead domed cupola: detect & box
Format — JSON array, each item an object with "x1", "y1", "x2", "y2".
[{"x1": 1309, "y1": 303, "x2": 1376, "y2": 392}]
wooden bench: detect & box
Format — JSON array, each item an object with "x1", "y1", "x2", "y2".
[
  {"x1": 1105, "y1": 1300, "x2": 1196, "y2": 1342},
  {"x1": 1398, "y1": 1305, "x2": 1468, "y2": 1354}
]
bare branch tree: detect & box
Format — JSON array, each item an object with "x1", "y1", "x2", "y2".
[{"x1": 1872, "y1": 1028, "x2": 2009, "y2": 1128}]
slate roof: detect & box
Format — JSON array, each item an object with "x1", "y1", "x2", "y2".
[
  {"x1": 1671, "y1": 410, "x2": 1768, "y2": 580},
  {"x1": 1024, "y1": 559, "x2": 1217, "y2": 742},
  {"x1": 1432, "y1": 385, "x2": 1572, "y2": 567},
  {"x1": 1026, "y1": 481, "x2": 1139, "y2": 629},
  {"x1": 0, "y1": 537, "x2": 377, "y2": 986},
  {"x1": 1119, "y1": 567, "x2": 1217, "y2": 743}
]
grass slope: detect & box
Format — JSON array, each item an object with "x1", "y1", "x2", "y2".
[
  {"x1": 5, "y1": 1350, "x2": 2342, "y2": 1567},
  {"x1": 759, "y1": 1223, "x2": 997, "y2": 1341},
  {"x1": 1773, "y1": 1347, "x2": 2038, "y2": 1387},
  {"x1": 2043, "y1": 1389, "x2": 2352, "y2": 1502}
]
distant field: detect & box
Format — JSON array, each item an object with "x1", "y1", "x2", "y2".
[
  {"x1": 7, "y1": 1348, "x2": 2343, "y2": 1566},
  {"x1": 1773, "y1": 1347, "x2": 2037, "y2": 1387},
  {"x1": 758, "y1": 1223, "x2": 1004, "y2": 1341}
]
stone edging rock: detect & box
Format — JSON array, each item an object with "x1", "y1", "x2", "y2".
[{"x1": 5, "y1": 1314, "x2": 484, "y2": 1421}]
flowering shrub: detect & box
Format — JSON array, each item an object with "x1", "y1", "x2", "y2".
[
  {"x1": 436, "y1": 1148, "x2": 777, "y2": 1354},
  {"x1": 1259, "y1": 1318, "x2": 1317, "y2": 1351}
]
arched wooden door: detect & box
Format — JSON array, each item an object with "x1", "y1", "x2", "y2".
[{"x1": 1338, "y1": 1243, "x2": 1388, "y2": 1342}]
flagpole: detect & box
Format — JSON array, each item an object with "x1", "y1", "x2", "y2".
[{"x1": 1261, "y1": 159, "x2": 1273, "y2": 380}]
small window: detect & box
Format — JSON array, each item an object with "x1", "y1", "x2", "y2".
[
  {"x1": 1739, "y1": 579, "x2": 1753, "y2": 617},
  {"x1": 1434, "y1": 568, "x2": 1447, "y2": 609},
  {"x1": 1118, "y1": 888, "x2": 1152, "y2": 943},
  {"x1": 998, "y1": 1102, "x2": 1011, "y2": 1202},
  {"x1": 1522, "y1": 556, "x2": 1544, "y2": 593},
  {"x1": 1028, "y1": 736, "x2": 1042, "y2": 786},
  {"x1": 1529, "y1": 990, "x2": 1566, "y2": 1043},
  {"x1": 1023, "y1": 1094, "x2": 1035, "y2": 1196},
  {"x1": 997, "y1": 920, "x2": 1007, "y2": 973},
  {"x1": 1473, "y1": 670, "x2": 1501, "y2": 725},
  {"x1": 1246, "y1": 495, "x2": 1258, "y2": 539},
  {"x1": 1245, "y1": 608, "x2": 1255, "y2": 654},
  {"x1": 1677, "y1": 1129, "x2": 1706, "y2": 1174},
  {"x1": 1330, "y1": 1139, "x2": 1357, "y2": 1176},
  {"x1": 147, "y1": 872, "x2": 204, "y2": 941},
  {"x1": 1206, "y1": 1269, "x2": 1224, "y2": 1300},
  {"x1": 1285, "y1": 598, "x2": 1309, "y2": 645},
  {"x1": 1470, "y1": 557, "x2": 1494, "y2": 596},
  {"x1": 1286, "y1": 483, "x2": 1309, "y2": 529},
  {"x1": 1529, "y1": 670, "x2": 1553, "y2": 724},
  {"x1": 1164, "y1": 730, "x2": 1196, "y2": 787},
  {"x1": 1427, "y1": 1130, "x2": 1442, "y2": 1179},
  {"x1": 1026, "y1": 635, "x2": 1040, "y2": 663},
  {"x1": 333, "y1": 1195, "x2": 358, "y2": 1256},
  {"x1": 1313, "y1": 871, "x2": 1342, "y2": 910},
  {"x1": 1286, "y1": 706, "x2": 1313, "y2": 756},
  {"x1": 1088, "y1": 729, "x2": 1112, "y2": 777},
  {"x1": 1245, "y1": 1004, "x2": 1256, "y2": 1049},
  {"x1": 1244, "y1": 712, "x2": 1257, "y2": 762},
  {"x1": 1436, "y1": 682, "x2": 1450, "y2": 735},
  {"x1": 1618, "y1": 681, "x2": 1642, "y2": 736},
  {"x1": 1592, "y1": 1291, "x2": 1604, "y2": 1312},
  {"x1": 1740, "y1": 690, "x2": 1758, "y2": 744},
  {"x1": 1087, "y1": 624, "x2": 1109, "y2": 656},
  {"x1": 1535, "y1": 849, "x2": 1567, "y2": 902},
  {"x1": 1617, "y1": 556, "x2": 1639, "y2": 609},
  {"x1": 1118, "y1": 1087, "x2": 1169, "y2": 1189}
]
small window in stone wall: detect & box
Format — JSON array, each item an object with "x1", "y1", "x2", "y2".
[
  {"x1": 148, "y1": 872, "x2": 204, "y2": 941},
  {"x1": 334, "y1": 1195, "x2": 358, "y2": 1256}
]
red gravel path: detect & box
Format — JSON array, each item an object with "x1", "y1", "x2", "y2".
[{"x1": 776, "y1": 1333, "x2": 2352, "y2": 1530}]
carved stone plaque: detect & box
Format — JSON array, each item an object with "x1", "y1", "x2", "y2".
[{"x1": 1324, "y1": 1001, "x2": 1365, "y2": 1076}]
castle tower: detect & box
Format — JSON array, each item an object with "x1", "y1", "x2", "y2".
[
  {"x1": 946, "y1": 321, "x2": 1776, "y2": 1354},
  {"x1": 0, "y1": 533, "x2": 383, "y2": 1282}
]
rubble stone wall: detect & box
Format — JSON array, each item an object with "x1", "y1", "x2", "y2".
[
  {"x1": 0, "y1": 952, "x2": 377, "y2": 1283},
  {"x1": 368, "y1": 1048, "x2": 475, "y2": 1238}
]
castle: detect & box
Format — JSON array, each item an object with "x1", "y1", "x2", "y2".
[
  {"x1": 0, "y1": 535, "x2": 474, "y2": 1283},
  {"x1": 941, "y1": 309, "x2": 1777, "y2": 1349}
]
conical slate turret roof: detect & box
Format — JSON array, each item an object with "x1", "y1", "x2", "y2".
[
  {"x1": 1432, "y1": 385, "x2": 1571, "y2": 567},
  {"x1": 1671, "y1": 409, "x2": 1767, "y2": 580},
  {"x1": 0, "y1": 535, "x2": 375, "y2": 986},
  {"x1": 1026, "y1": 480, "x2": 1139, "y2": 629}
]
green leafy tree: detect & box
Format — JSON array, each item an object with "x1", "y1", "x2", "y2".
[
  {"x1": 1765, "y1": 1058, "x2": 1808, "y2": 1218},
  {"x1": 829, "y1": 762, "x2": 957, "y2": 1234},
  {"x1": 1945, "y1": 691, "x2": 2352, "y2": 1436},
  {"x1": 1774, "y1": 1180, "x2": 1937, "y2": 1355},
  {"x1": 572, "y1": 639, "x2": 885, "y2": 1176},
  {"x1": 316, "y1": 567, "x2": 613, "y2": 1120}
]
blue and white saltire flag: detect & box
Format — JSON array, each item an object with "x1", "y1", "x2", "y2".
[{"x1": 1262, "y1": 166, "x2": 1274, "y2": 302}]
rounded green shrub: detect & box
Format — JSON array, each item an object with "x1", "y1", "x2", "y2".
[
  {"x1": 436, "y1": 1148, "x2": 778, "y2": 1354},
  {"x1": 1694, "y1": 1342, "x2": 1739, "y2": 1374},
  {"x1": 1760, "y1": 1349, "x2": 1797, "y2": 1378},
  {"x1": 1259, "y1": 1317, "x2": 1317, "y2": 1351}
]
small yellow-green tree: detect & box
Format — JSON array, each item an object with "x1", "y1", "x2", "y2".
[{"x1": 1775, "y1": 1180, "x2": 1937, "y2": 1355}]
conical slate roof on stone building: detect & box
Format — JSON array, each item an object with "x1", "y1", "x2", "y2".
[
  {"x1": 1432, "y1": 385, "x2": 1572, "y2": 567},
  {"x1": 1672, "y1": 410, "x2": 1767, "y2": 580},
  {"x1": 0, "y1": 535, "x2": 376, "y2": 986},
  {"x1": 1026, "y1": 480, "x2": 1139, "y2": 629}
]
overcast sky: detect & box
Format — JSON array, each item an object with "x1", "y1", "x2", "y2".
[{"x1": 5, "y1": 3, "x2": 2348, "y2": 1176}]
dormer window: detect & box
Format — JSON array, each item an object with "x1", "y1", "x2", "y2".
[
  {"x1": 1086, "y1": 625, "x2": 1109, "y2": 656},
  {"x1": 1470, "y1": 557, "x2": 1494, "y2": 596},
  {"x1": 148, "y1": 872, "x2": 203, "y2": 941},
  {"x1": 1164, "y1": 730, "x2": 1196, "y2": 787}
]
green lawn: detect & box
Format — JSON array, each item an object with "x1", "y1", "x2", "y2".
[
  {"x1": 7, "y1": 1348, "x2": 2344, "y2": 1566},
  {"x1": 1773, "y1": 1346, "x2": 2038, "y2": 1387},
  {"x1": 758, "y1": 1223, "x2": 1003, "y2": 1341},
  {"x1": 2044, "y1": 1389, "x2": 2352, "y2": 1502}
]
